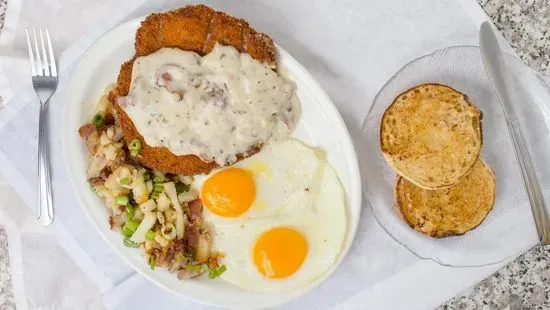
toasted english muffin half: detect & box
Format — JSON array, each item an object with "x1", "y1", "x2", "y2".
[
  {"x1": 395, "y1": 159, "x2": 496, "y2": 238},
  {"x1": 381, "y1": 83, "x2": 482, "y2": 189}
]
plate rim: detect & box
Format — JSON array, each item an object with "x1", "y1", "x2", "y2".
[{"x1": 62, "y1": 15, "x2": 362, "y2": 308}]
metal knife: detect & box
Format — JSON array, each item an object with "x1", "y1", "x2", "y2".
[{"x1": 479, "y1": 21, "x2": 550, "y2": 245}]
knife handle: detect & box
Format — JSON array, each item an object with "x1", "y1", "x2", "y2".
[{"x1": 508, "y1": 120, "x2": 550, "y2": 244}]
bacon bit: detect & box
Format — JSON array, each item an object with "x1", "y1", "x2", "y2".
[
  {"x1": 185, "y1": 224, "x2": 200, "y2": 251},
  {"x1": 88, "y1": 177, "x2": 103, "y2": 187},
  {"x1": 188, "y1": 200, "x2": 202, "y2": 223},
  {"x1": 99, "y1": 167, "x2": 112, "y2": 181},
  {"x1": 104, "y1": 112, "x2": 116, "y2": 126},
  {"x1": 78, "y1": 124, "x2": 96, "y2": 138},
  {"x1": 161, "y1": 72, "x2": 173, "y2": 82},
  {"x1": 185, "y1": 199, "x2": 203, "y2": 253}
]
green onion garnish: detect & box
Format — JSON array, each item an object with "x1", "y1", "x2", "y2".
[
  {"x1": 119, "y1": 177, "x2": 129, "y2": 185},
  {"x1": 123, "y1": 218, "x2": 139, "y2": 233},
  {"x1": 128, "y1": 139, "x2": 141, "y2": 157},
  {"x1": 143, "y1": 173, "x2": 151, "y2": 181},
  {"x1": 175, "y1": 252, "x2": 185, "y2": 262},
  {"x1": 149, "y1": 255, "x2": 155, "y2": 270},
  {"x1": 92, "y1": 113, "x2": 104, "y2": 128},
  {"x1": 208, "y1": 264, "x2": 227, "y2": 279},
  {"x1": 125, "y1": 204, "x2": 135, "y2": 218},
  {"x1": 123, "y1": 237, "x2": 139, "y2": 248},
  {"x1": 184, "y1": 264, "x2": 203, "y2": 272},
  {"x1": 115, "y1": 195, "x2": 129, "y2": 206},
  {"x1": 153, "y1": 175, "x2": 165, "y2": 183},
  {"x1": 145, "y1": 230, "x2": 155, "y2": 241},
  {"x1": 176, "y1": 182, "x2": 190, "y2": 193},
  {"x1": 122, "y1": 227, "x2": 133, "y2": 237},
  {"x1": 151, "y1": 191, "x2": 160, "y2": 200},
  {"x1": 153, "y1": 183, "x2": 164, "y2": 193}
]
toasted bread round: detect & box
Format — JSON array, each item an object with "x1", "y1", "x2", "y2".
[
  {"x1": 111, "y1": 5, "x2": 277, "y2": 175},
  {"x1": 395, "y1": 159, "x2": 496, "y2": 238},
  {"x1": 381, "y1": 83, "x2": 482, "y2": 189}
]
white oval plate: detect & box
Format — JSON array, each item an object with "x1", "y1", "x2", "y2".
[{"x1": 62, "y1": 17, "x2": 361, "y2": 308}]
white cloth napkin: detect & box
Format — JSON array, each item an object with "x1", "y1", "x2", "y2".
[{"x1": 0, "y1": 0, "x2": 543, "y2": 309}]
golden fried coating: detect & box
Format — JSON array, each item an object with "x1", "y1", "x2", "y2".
[{"x1": 111, "y1": 5, "x2": 276, "y2": 175}]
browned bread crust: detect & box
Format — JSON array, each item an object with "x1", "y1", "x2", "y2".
[
  {"x1": 395, "y1": 159, "x2": 496, "y2": 238},
  {"x1": 110, "y1": 5, "x2": 276, "y2": 175},
  {"x1": 380, "y1": 83, "x2": 483, "y2": 189}
]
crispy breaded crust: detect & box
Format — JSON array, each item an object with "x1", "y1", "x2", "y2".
[{"x1": 111, "y1": 5, "x2": 276, "y2": 175}]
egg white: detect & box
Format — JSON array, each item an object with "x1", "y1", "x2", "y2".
[
  {"x1": 195, "y1": 143, "x2": 347, "y2": 291},
  {"x1": 194, "y1": 139, "x2": 327, "y2": 223}
]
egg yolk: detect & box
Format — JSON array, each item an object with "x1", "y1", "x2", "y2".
[
  {"x1": 201, "y1": 168, "x2": 256, "y2": 217},
  {"x1": 253, "y1": 227, "x2": 308, "y2": 279}
]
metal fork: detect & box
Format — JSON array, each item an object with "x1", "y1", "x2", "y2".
[{"x1": 25, "y1": 28, "x2": 58, "y2": 226}]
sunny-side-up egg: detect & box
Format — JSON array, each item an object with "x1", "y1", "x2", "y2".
[{"x1": 193, "y1": 139, "x2": 348, "y2": 292}]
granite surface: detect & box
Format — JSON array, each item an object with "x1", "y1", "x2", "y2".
[
  {"x1": 439, "y1": 0, "x2": 550, "y2": 309},
  {"x1": 0, "y1": 0, "x2": 549, "y2": 309}
]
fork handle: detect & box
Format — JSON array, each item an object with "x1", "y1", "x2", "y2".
[
  {"x1": 38, "y1": 101, "x2": 54, "y2": 226},
  {"x1": 508, "y1": 120, "x2": 550, "y2": 244}
]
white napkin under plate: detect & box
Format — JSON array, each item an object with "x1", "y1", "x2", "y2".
[{"x1": 0, "y1": 0, "x2": 545, "y2": 309}]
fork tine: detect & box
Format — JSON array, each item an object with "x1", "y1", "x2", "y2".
[
  {"x1": 25, "y1": 28, "x2": 37, "y2": 76},
  {"x1": 32, "y1": 28, "x2": 43, "y2": 75},
  {"x1": 45, "y1": 29, "x2": 57, "y2": 77},
  {"x1": 39, "y1": 29, "x2": 50, "y2": 76}
]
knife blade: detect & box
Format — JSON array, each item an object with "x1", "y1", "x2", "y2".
[{"x1": 479, "y1": 21, "x2": 550, "y2": 245}]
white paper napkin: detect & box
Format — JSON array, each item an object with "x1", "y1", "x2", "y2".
[{"x1": 0, "y1": 0, "x2": 543, "y2": 309}]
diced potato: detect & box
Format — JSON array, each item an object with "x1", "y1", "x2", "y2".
[
  {"x1": 164, "y1": 182, "x2": 185, "y2": 239},
  {"x1": 130, "y1": 213, "x2": 156, "y2": 243},
  {"x1": 157, "y1": 192, "x2": 171, "y2": 211},
  {"x1": 177, "y1": 175, "x2": 194, "y2": 184},
  {"x1": 140, "y1": 199, "x2": 157, "y2": 213},
  {"x1": 154, "y1": 234, "x2": 169, "y2": 247},
  {"x1": 177, "y1": 189, "x2": 198, "y2": 203},
  {"x1": 132, "y1": 170, "x2": 148, "y2": 204}
]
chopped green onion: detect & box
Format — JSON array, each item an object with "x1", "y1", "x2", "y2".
[
  {"x1": 126, "y1": 204, "x2": 135, "y2": 218},
  {"x1": 208, "y1": 264, "x2": 227, "y2": 279},
  {"x1": 153, "y1": 175, "x2": 165, "y2": 183},
  {"x1": 184, "y1": 264, "x2": 203, "y2": 272},
  {"x1": 149, "y1": 255, "x2": 155, "y2": 270},
  {"x1": 145, "y1": 230, "x2": 155, "y2": 241},
  {"x1": 119, "y1": 177, "x2": 130, "y2": 185},
  {"x1": 122, "y1": 227, "x2": 133, "y2": 237},
  {"x1": 154, "y1": 183, "x2": 164, "y2": 193},
  {"x1": 115, "y1": 195, "x2": 129, "y2": 206},
  {"x1": 123, "y1": 237, "x2": 139, "y2": 248},
  {"x1": 151, "y1": 191, "x2": 160, "y2": 200},
  {"x1": 92, "y1": 113, "x2": 104, "y2": 128},
  {"x1": 123, "y1": 218, "x2": 140, "y2": 233},
  {"x1": 128, "y1": 139, "x2": 141, "y2": 157},
  {"x1": 176, "y1": 182, "x2": 190, "y2": 193},
  {"x1": 175, "y1": 252, "x2": 185, "y2": 262}
]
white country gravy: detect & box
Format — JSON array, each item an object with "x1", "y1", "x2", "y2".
[{"x1": 119, "y1": 44, "x2": 300, "y2": 166}]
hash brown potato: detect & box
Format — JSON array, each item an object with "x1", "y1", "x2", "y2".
[
  {"x1": 395, "y1": 159, "x2": 496, "y2": 238},
  {"x1": 110, "y1": 4, "x2": 276, "y2": 175},
  {"x1": 380, "y1": 83, "x2": 483, "y2": 189}
]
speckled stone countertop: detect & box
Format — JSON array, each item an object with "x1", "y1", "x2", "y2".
[
  {"x1": 0, "y1": 0, "x2": 549, "y2": 309},
  {"x1": 440, "y1": 0, "x2": 550, "y2": 309}
]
